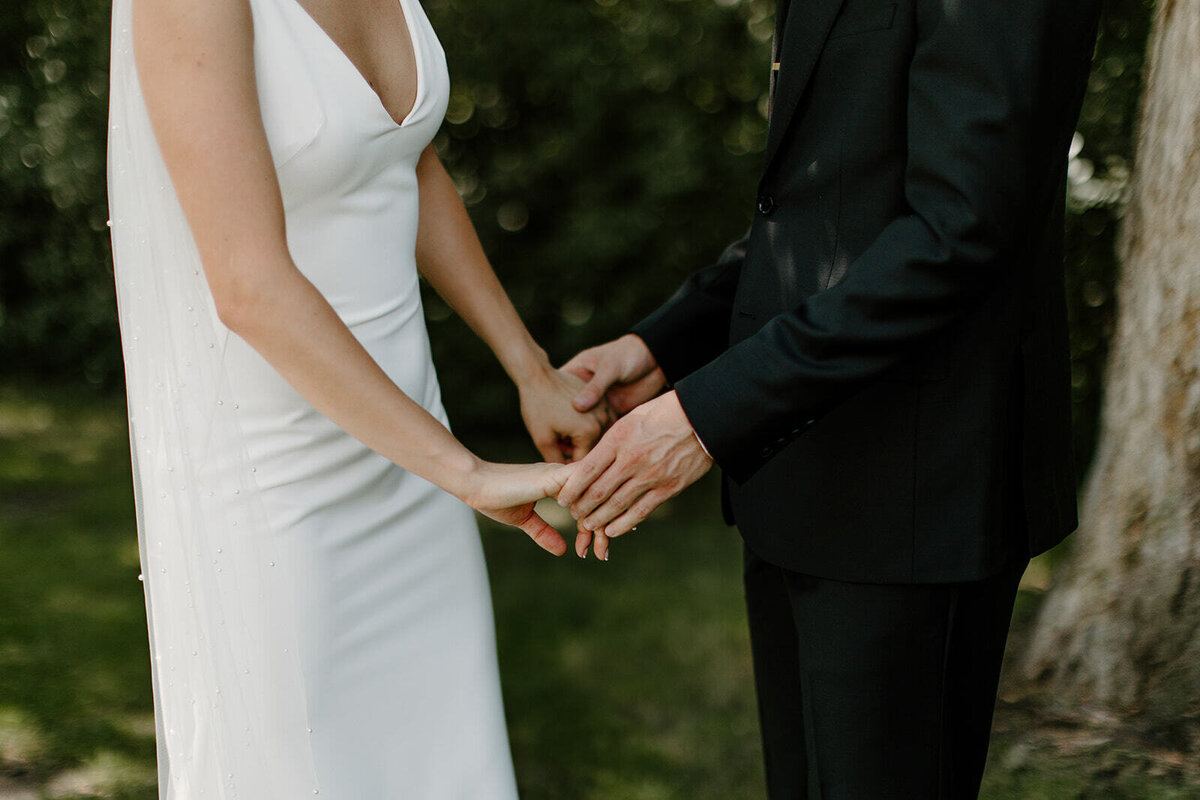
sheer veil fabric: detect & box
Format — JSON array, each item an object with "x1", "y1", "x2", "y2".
[{"x1": 109, "y1": 0, "x2": 330, "y2": 795}]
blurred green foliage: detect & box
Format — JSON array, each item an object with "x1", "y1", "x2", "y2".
[
  {"x1": 0, "y1": 0, "x2": 115, "y2": 385},
  {"x1": 0, "y1": 0, "x2": 1154, "y2": 472}
]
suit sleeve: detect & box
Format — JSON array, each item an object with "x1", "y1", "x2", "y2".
[
  {"x1": 673, "y1": 0, "x2": 1076, "y2": 483},
  {"x1": 631, "y1": 230, "x2": 748, "y2": 384}
]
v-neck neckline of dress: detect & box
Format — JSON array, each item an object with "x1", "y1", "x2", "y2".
[{"x1": 281, "y1": 0, "x2": 425, "y2": 129}]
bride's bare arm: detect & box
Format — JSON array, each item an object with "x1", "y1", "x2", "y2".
[
  {"x1": 413, "y1": 145, "x2": 613, "y2": 463},
  {"x1": 133, "y1": 0, "x2": 567, "y2": 552}
]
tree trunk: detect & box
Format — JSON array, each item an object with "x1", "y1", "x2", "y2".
[{"x1": 1022, "y1": 0, "x2": 1200, "y2": 751}]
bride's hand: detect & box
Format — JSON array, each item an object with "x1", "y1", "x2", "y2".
[
  {"x1": 462, "y1": 461, "x2": 576, "y2": 555},
  {"x1": 574, "y1": 526, "x2": 612, "y2": 562},
  {"x1": 519, "y1": 366, "x2": 616, "y2": 463}
]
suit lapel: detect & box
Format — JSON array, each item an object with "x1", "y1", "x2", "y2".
[{"x1": 763, "y1": 0, "x2": 848, "y2": 170}]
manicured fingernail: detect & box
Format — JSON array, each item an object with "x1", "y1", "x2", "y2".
[
  {"x1": 603, "y1": 551, "x2": 610, "y2": 562},
  {"x1": 582, "y1": 546, "x2": 589, "y2": 559}
]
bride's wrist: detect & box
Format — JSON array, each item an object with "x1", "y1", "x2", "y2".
[
  {"x1": 441, "y1": 451, "x2": 487, "y2": 504},
  {"x1": 507, "y1": 347, "x2": 556, "y2": 392}
]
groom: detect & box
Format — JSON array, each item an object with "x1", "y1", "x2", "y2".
[{"x1": 548, "y1": 0, "x2": 1102, "y2": 796}]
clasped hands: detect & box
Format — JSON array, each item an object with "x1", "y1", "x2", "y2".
[{"x1": 525, "y1": 335, "x2": 714, "y2": 561}]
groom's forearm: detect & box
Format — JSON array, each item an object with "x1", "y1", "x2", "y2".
[
  {"x1": 632, "y1": 231, "x2": 748, "y2": 384},
  {"x1": 413, "y1": 145, "x2": 551, "y2": 384}
]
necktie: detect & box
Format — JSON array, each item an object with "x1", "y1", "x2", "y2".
[{"x1": 769, "y1": 0, "x2": 792, "y2": 106}]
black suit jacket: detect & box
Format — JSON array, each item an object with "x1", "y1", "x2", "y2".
[{"x1": 633, "y1": 0, "x2": 1101, "y2": 583}]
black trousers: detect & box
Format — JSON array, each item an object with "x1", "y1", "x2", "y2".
[{"x1": 744, "y1": 547, "x2": 1028, "y2": 800}]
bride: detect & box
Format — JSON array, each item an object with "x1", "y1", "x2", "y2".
[{"x1": 108, "y1": 0, "x2": 609, "y2": 795}]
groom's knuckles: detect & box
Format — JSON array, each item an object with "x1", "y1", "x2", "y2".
[
  {"x1": 586, "y1": 479, "x2": 612, "y2": 504},
  {"x1": 556, "y1": 470, "x2": 586, "y2": 505},
  {"x1": 606, "y1": 494, "x2": 656, "y2": 537},
  {"x1": 590, "y1": 486, "x2": 638, "y2": 528},
  {"x1": 559, "y1": 458, "x2": 602, "y2": 506},
  {"x1": 575, "y1": 454, "x2": 604, "y2": 478},
  {"x1": 583, "y1": 490, "x2": 633, "y2": 531}
]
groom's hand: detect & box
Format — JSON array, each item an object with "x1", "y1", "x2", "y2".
[
  {"x1": 562, "y1": 334, "x2": 668, "y2": 417},
  {"x1": 557, "y1": 391, "x2": 713, "y2": 538}
]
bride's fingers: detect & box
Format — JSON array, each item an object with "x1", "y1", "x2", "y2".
[
  {"x1": 592, "y1": 530, "x2": 610, "y2": 562},
  {"x1": 535, "y1": 437, "x2": 566, "y2": 464},
  {"x1": 570, "y1": 433, "x2": 594, "y2": 462},
  {"x1": 542, "y1": 462, "x2": 576, "y2": 498},
  {"x1": 575, "y1": 527, "x2": 593, "y2": 559},
  {"x1": 519, "y1": 508, "x2": 567, "y2": 556}
]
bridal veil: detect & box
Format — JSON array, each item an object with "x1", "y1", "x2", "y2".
[{"x1": 107, "y1": 0, "x2": 323, "y2": 795}]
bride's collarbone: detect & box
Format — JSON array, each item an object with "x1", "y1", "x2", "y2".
[{"x1": 291, "y1": 0, "x2": 419, "y2": 125}]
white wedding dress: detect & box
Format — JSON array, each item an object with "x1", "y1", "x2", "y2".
[{"x1": 107, "y1": 0, "x2": 519, "y2": 796}]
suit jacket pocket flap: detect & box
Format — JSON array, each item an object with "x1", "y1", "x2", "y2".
[{"x1": 828, "y1": 2, "x2": 897, "y2": 40}]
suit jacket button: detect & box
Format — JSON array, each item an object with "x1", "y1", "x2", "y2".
[{"x1": 757, "y1": 194, "x2": 776, "y2": 215}]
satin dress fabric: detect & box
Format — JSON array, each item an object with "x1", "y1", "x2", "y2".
[{"x1": 109, "y1": 0, "x2": 519, "y2": 795}]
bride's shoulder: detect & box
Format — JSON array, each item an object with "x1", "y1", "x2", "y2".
[
  {"x1": 132, "y1": 0, "x2": 254, "y2": 62},
  {"x1": 131, "y1": 0, "x2": 257, "y2": 108}
]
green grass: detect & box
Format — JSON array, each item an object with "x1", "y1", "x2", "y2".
[
  {"x1": 0, "y1": 386, "x2": 155, "y2": 799},
  {"x1": 0, "y1": 386, "x2": 1195, "y2": 799}
]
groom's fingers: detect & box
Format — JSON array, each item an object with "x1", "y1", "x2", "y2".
[
  {"x1": 603, "y1": 489, "x2": 669, "y2": 538},
  {"x1": 573, "y1": 380, "x2": 610, "y2": 413},
  {"x1": 520, "y1": 510, "x2": 567, "y2": 556},
  {"x1": 557, "y1": 444, "x2": 617, "y2": 507},
  {"x1": 580, "y1": 479, "x2": 647, "y2": 533},
  {"x1": 570, "y1": 471, "x2": 631, "y2": 524},
  {"x1": 560, "y1": 352, "x2": 593, "y2": 380},
  {"x1": 571, "y1": 364, "x2": 619, "y2": 412}
]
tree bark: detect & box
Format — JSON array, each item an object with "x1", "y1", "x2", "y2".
[{"x1": 1022, "y1": 0, "x2": 1200, "y2": 751}]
